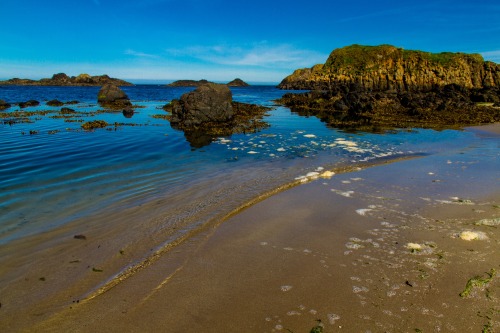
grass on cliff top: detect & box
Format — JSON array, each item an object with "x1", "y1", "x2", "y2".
[{"x1": 323, "y1": 44, "x2": 485, "y2": 73}]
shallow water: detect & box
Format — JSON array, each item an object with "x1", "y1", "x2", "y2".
[{"x1": 0, "y1": 85, "x2": 486, "y2": 246}]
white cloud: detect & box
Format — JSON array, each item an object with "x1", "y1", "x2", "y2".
[
  {"x1": 480, "y1": 50, "x2": 500, "y2": 63},
  {"x1": 165, "y1": 43, "x2": 328, "y2": 69},
  {"x1": 125, "y1": 49, "x2": 161, "y2": 59}
]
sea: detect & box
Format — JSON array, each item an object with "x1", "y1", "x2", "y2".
[{"x1": 0, "y1": 84, "x2": 494, "y2": 248}]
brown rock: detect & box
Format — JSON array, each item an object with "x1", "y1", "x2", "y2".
[
  {"x1": 278, "y1": 44, "x2": 500, "y2": 92},
  {"x1": 97, "y1": 84, "x2": 131, "y2": 108},
  {"x1": 170, "y1": 83, "x2": 233, "y2": 127}
]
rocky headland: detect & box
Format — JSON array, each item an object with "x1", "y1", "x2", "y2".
[
  {"x1": 164, "y1": 83, "x2": 269, "y2": 147},
  {"x1": 0, "y1": 73, "x2": 133, "y2": 86},
  {"x1": 167, "y1": 78, "x2": 249, "y2": 87},
  {"x1": 277, "y1": 44, "x2": 500, "y2": 131}
]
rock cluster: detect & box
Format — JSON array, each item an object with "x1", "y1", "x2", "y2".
[
  {"x1": 0, "y1": 73, "x2": 133, "y2": 86},
  {"x1": 277, "y1": 83, "x2": 500, "y2": 131}
]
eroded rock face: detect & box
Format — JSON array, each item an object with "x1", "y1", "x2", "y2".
[
  {"x1": 278, "y1": 44, "x2": 500, "y2": 91},
  {"x1": 170, "y1": 83, "x2": 233, "y2": 127},
  {"x1": 276, "y1": 45, "x2": 500, "y2": 130},
  {"x1": 97, "y1": 84, "x2": 131, "y2": 108}
]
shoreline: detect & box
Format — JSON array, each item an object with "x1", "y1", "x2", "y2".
[{"x1": 1, "y1": 124, "x2": 499, "y2": 332}]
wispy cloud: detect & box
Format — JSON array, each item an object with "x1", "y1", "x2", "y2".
[
  {"x1": 480, "y1": 50, "x2": 500, "y2": 63},
  {"x1": 125, "y1": 49, "x2": 161, "y2": 59},
  {"x1": 165, "y1": 43, "x2": 327, "y2": 69}
]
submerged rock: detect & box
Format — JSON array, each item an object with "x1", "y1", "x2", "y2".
[
  {"x1": 47, "y1": 99, "x2": 64, "y2": 106},
  {"x1": 60, "y1": 107, "x2": 76, "y2": 114},
  {"x1": 19, "y1": 100, "x2": 40, "y2": 108},
  {"x1": 97, "y1": 84, "x2": 132, "y2": 108},
  {"x1": 122, "y1": 107, "x2": 134, "y2": 118}
]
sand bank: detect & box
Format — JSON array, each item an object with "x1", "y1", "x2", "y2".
[{"x1": 1, "y1": 124, "x2": 499, "y2": 332}]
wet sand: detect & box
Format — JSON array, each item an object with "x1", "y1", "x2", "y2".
[{"x1": 1, "y1": 124, "x2": 499, "y2": 332}]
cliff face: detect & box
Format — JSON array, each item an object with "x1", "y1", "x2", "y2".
[
  {"x1": 278, "y1": 45, "x2": 500, "y2": 91},
  {"x1": 0, "y1": 73, "x2": 133, "y2": 86}
]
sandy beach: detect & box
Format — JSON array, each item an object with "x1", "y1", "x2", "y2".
[{"x1": 1, "y1": 124, "x2": 499, "y2": 332}]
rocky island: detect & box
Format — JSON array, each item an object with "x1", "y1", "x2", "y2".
[
  {"x1": 277, "y1": 44, "x2": 500, "y2": 131},
  {"x1": 167, "y1": 78, "x2": 249, "y2": 87},
  {"x1": 0, "y1": 73, "x2": 133, "y2": 86}
]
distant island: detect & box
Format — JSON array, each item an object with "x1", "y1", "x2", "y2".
[
  {"x1": 167, "y1": 78, "x2": 249, "y2": 87},
  {"x1": 0, "y1": 73, "x2": 133, "y2": 86},
  {"x1": 277, "y1": 44, "x2": 500, "y2": 130}
]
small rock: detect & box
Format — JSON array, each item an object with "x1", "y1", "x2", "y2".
[
  {"x1": 47, "y1": 99, "x2": 64, "y2": 106},
  {"x1": 19, "y1": 100, "x2": 39, "y2": 108},
  {"x1": 122, "y1": 107, "x2": 134, "y2": 118},
  {"x1": 0, "y1": 99, "x2": 11, "y2": 110}
]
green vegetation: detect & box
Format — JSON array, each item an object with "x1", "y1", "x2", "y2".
[
  {"x1": 322, "y1": 44, "x2": 485, "y2": 75},
  {"x1": 460, "y1": 268, "x2": 496, "y2": 298}
]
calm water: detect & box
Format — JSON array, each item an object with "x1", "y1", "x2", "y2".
[{"x1": 0, "y1": 85, "x2": 484, "y2": 245}]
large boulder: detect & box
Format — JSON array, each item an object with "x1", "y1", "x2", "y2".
[
  {"x1": 170, "y1": 83, "x2": 233, "y2": 127},
  {"x1": 97, "y1": 83, "x2": 131, "y2": 108}
]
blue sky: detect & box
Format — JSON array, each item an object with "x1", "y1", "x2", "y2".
[{"x1": 1, "y1": 0, "x2": 499, "y2": 83}]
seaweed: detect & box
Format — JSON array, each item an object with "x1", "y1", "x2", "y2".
[
  {"x1": 81, "y1": 120, "x2": 108, "y2": 130},
  {"x1": 460, "y1": 269, "x2": 496, "y2": 298}
]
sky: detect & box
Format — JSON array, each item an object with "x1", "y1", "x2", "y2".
[{"x1": 1, "y1": 0, "x2": 499, "y2": 84}]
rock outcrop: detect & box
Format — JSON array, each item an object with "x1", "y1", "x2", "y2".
[
  {"x1": 276, "y1": 45, "x2": 500, "y2": 130},
  {"x1": 278, "y1": 44, "x2": 500, "y2": 91},
  {"x1": 170, "y1": 83, "x2": 234, "y2": 127},
  {"x1": 165, "y1": 83, "x2": 270, "y2": 147},
  {"x1": 97, "y1": 84, "x2": 132, "y2": 108},
  {"x1": 0, "y1": 73, "x2": 133, "y2": 86}
]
